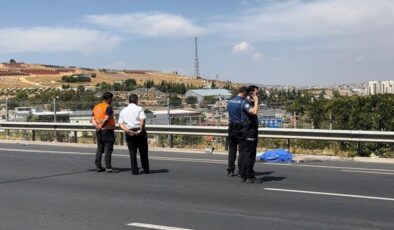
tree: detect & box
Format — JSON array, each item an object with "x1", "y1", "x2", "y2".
[
  {"x1": 169, "y1": 95, "x2": 182, "y2": 106},
  {"x1": 186, "y1": 96, "x2": 198, "y2": 105},
  {"x1": 62, "y1": 84, "x2": 70, "y2": 90},
  {"x1": 145, "y1": 80, "x2": 155, "y2": 88},
  {"x1": 76, "y1": 85, "x2": 85, "y2": 94},
  {"x1": 124, "y1": 79, "x2": 137, "y2": 91},
  {"x1": 15, "y1": 91, "x2": 28, "y2": 101},
  {"x1": 203, "y1": 95, "x2": 218, "y2": 105}
]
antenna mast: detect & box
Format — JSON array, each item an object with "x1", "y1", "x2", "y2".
[{"x1": 194, "y1": 37, "x2": 200, "y2": 78}]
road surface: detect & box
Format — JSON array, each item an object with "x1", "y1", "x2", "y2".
[{"x1": 0, "y1": 143, "x2": 393, "y2": 230}]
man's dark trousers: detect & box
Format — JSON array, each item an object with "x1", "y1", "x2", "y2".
[
  {"x1": 95, "y1": 129, "x2": 115, "y2": 169},
  {"x1": 227, "y1": 123, "x2": 244, "y2": 173},
  {"x1": 126, "y1": 130, "x2": 149, "y2": 174}
]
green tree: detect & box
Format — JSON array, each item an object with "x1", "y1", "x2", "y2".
[
  {"x1": 186, "y1": 96, "x2": 198, "y2": 105},
  {"x1": 15, "y1": 91, "x2": 28, "y2": 101},
  {"x1": 203, "y1": 95, "x2": 218, "y2": 105},
  {"x1": 169, "y1": 95, "x2": 182, "y2": 106}
]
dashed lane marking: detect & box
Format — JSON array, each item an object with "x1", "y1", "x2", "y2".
[
  {"x1": 265, "y1": 188, "x2": 394, "y2": 201},
  {"x1": 127, "y1": 222, "x2": 193, "y2": 230}
]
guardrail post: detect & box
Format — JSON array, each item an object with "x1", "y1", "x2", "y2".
[
  {"x1": 357, "y1": 142, "x2": 361, "y2": 156},
  {"x1": 225, "y1": 137, "x2": 229, "y2": 151},
  {"x1": 170, "y1": 134, "x2": 174, "y2": 148},
  {"x1": 32, "y1": 130, "x2": 36, "y2": 141},
  {"x1": 74, "y1": 131, "x2": 78, "y2": 143},
  {"x1": 287, "y1": 138, "x2": 291, "y2": 151},
  {"x1": 120, "y1": 133, "x2": 125, "y2": 146}
]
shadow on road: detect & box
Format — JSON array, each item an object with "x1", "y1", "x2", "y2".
[
  {"x1": 0, "y1": 170, "x2": 91, "y2": 185},
  {"x1": 255, "y1": 171, "x2": 274, "y2": 176},
  {"x1": 253, "y1": 171, "x2": 286, "y2": 183},
  {"x1": 259, "y1": 176, "x2": 286, "y2": 182},
  {"x1": 150, "y1": 169, "x2": 170, "y2": 174},
  {"x1": 116, "y1": 168, "x2": 170, "y2": 174}
]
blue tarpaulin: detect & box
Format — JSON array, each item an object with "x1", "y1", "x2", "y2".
[{"x1": 257, "y1": 149, "x2": 293, "y2": 163}]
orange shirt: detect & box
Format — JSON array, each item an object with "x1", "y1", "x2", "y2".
[{"x1": 92, "y1": 102, "x2": 115, "y2": 129}]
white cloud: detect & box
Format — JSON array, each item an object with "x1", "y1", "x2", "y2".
[
  {"x1": 252, "y1": 52, "x2": 262, "y2": 60},
  {"x1": 0, "y1": 27, "x2": 121, "y2": 54},
  {"x1": 232, "y1": 41, "x2": 254, "y2": 54},
  {"x1": 212, "y1": 0, "x2": 394, "y2": 44},
  {"x1": 84, "y1": 12, "x2": 205, "y2": 37}
]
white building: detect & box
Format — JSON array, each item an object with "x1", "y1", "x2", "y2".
[
  {"x1": 185, "y1": 89, "x2": 232, "y2": 102},
  {"x1": 367, "y1": 81, "x2": 394, "y2": 95},
  {"x1": 146, "y1": 109, "x2": 201, "y2": 125}
]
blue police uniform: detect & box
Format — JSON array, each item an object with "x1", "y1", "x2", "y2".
[
  {"x1": 226, "y1": 96, "x2": 246, "y2": 175},
  {"x1": 239, "y1": 98, "x2": 259, "y2": 181}
]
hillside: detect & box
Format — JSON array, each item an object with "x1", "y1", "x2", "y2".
[{"x1": 0, "y1": 61, "x2": 234, "y2": 97}]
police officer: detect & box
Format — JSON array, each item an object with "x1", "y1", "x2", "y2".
[
  {"x1": 91, "y1": 92, "x2": 119, "y2": 173},
  {"x1": 239, "y1": 85, "x2": 260, "y2": 183},
  {"x1": 226, "y1": 86, "x2": 248, "y2": 177}
]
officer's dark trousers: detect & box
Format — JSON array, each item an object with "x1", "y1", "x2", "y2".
[
  {"x1": 239, "y1": 138, "x2": 257, "y2": 179},
  {"x1": 227, "y1": 123, "x2": 244, "y2": 173},
  {"x1": 126, "y1": 130, "x2": 149, "y2": 174},
  {"x1": 95, "y1": 129, "x2": 115, "y2": 169},
  {"x1": 239, "y1": 125, "x2": 258, "y2": 179}
]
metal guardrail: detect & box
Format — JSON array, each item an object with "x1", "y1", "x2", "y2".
[{"x1": 1, "y1": 122, "x2": 394, "y2": 144}]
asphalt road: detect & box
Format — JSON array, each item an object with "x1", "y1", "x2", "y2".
[{"x1": 0, "y1": 143, "x2": 393, "y2": 230}]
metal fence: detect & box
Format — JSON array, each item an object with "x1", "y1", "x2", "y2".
[{"x1": 1, "y1": 122, "x2": 394, "y2": 145}]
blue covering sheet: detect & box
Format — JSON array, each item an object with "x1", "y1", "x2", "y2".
[{"x1": 257, "y1": 149, "x2": 293, "y2": 163}]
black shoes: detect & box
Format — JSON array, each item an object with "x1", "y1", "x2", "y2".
[
  {"x1": 105, "y1": 168, "x2": 120, "y2": 173},
  {"x1": 227, "y1": 171, "x2": 236, "y2": 177},
  {"x1": 133, "y1": 169, "x2": 150, "y2": 175},
  {"x1": 96, "y1": 167, "x2": 105, "y2": 172},
  {"x1": 97, "y1": 167, "x2": 119, "y2": 173}
]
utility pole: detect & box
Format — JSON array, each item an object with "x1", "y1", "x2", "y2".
[
  {"x1": 167, "y1": 98, "x2": 171, "y2": 126},
  {"x1": 53, "y1": 98, "x2": 57, "y2": 123},
  {"x1": 194, "y1": 37, "x2": 200, "y2": 78},
  {"x1": 5, "y1": 98, "x2": 9, "y2": 121},
  {"x1": 293, "y1": 111, "x2": 297, "y2": 128},
  {"x1": 329, "y1": 112, "x2": 333, "y2": 130},
  {"x1": 167, "y1": 97, "x2": 173, "y2": 148}
]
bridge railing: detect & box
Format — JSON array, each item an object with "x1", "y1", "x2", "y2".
[{"x1": 1, "y1": 122, "x2": 394, "y2": 147}]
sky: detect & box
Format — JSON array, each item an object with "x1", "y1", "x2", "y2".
[{"x1": 0, "y1": 0, "x2": 393, "y2": 86}]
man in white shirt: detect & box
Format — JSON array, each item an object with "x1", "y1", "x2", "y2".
[{"x1": 118, "y1": 94, "x2": 150, "y2": 175}]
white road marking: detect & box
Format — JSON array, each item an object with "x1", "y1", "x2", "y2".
[
  {"x1": 127, "y1": 222, "x2": 193, "y2": 230},
  {"x1": 264, "y1": 162, "x2": 394, "y2": 172},
  {"x1": 1, "y1": 147, "x2": 394, "y2": 172},
  {"x1": 264, "y1": 188, "x2": 394, "y2": 201},
  {"x1": 0, "y1": 148, "x2": 226, "y2": 164},
  {"x1": 341, "y1": 170, "x2": 394, "y2": 175}
]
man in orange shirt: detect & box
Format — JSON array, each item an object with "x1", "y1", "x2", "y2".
[{"x1": 91, "y1": 92, "x2": 119, "y2": 173}]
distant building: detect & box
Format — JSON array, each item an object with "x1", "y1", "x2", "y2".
[
  {"x1": 146, "y1": 109, "x2": 202, "y2": 126},
  {"x1": 14, "y1": 107, "x2": 32, "y2": 122},
  {"x1": 185, "y1": 89, "x2": 232, "y2": 102},
  {"x1": 69, "y1": 110, "x2": 121, "y2": 125},
  {"x1": 367, "y1": 81, "x2": 394, "y2": 95},
  {"x1": 32, "y1": 111, "x2": 72, "y2": 122}
]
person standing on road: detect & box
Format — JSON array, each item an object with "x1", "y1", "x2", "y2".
[
  {"x1": 119, "y1": 94, "x2": 150, "y2": 175},
  {"x1": 226, "y1": 86, "x2": 248, "y2": 177},
  {"x1": 92, "y1": 92, "x2": 119, "y2": 173},
  {"x1": 239, "y1": 85, "x2": 260, "y2": 183}
]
